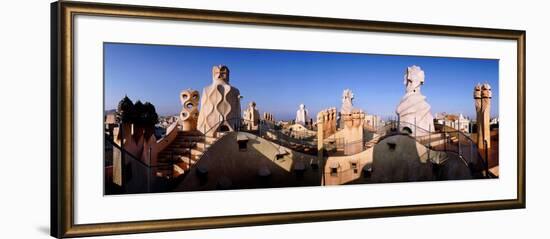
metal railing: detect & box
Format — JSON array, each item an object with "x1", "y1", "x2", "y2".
[
  {"x1": 105, "y1": 135, "x2": 173, "y2": 194},
  {"x1": 396, "y1": 121, "x2": 489, "y2": 177},
  {"x1": 253, "y1": 120, "x2": 318, "y2": 155},
  {"x1": 342, "y1": 119, "x2": 489, "y2": 178}
]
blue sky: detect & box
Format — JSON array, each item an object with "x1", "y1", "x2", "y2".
[{"x1": 104, "y1": 43, "x2": 499, "y2": 121}]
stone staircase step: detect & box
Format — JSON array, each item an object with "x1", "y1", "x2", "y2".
[
  {"x1": 195, "y1": 142, "x2": 209, "y2": 151},
  {"x1": 190, "y1": 149, "x2": 203, "y2": 157},
  {"x1": 169, "y1": 141, "x2": 197, "y2": 147},
  {"x1": 173, "y1": 162, "x2": 187, "y2": 177},
  {"x1": 163, "y1": 147, "x2": 192, "y2": 154},
  {"x1": 161, "y1": 147, "x2": 190, "y2": 154},
  {"x1": 204, "y1": 137, "x2": 218, "y2": 144},
  {"x1": 158, "y1": 151, "x2": 187, "y2": 159},
  {"x1": 179, "y1": 155, "x2": 198, "y2": 164},
  {"x1": 155, "y1": 130, "x2": 223, "y2": 178},
  {"x1": 173, "y1": 135, "x2": 205, "y2": 142}
]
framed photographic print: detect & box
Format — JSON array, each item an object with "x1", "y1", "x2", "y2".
[{"x1": 51, "y1": 1, "x2": 526, "y2": 238}]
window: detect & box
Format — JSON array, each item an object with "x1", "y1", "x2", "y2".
[
  {"x1": 330, "y1": 167, "x2": 338, "y2": 177},
  {"x1": 238, "y1": 140, "x2": 247, "y2": 151}
]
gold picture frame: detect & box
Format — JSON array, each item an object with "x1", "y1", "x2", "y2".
[{"x1": 51, "y1": 1, "x2": 526, "y2": 237}]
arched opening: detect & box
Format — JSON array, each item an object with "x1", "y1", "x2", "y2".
[
  {"x1": 219, "y1": 125, "x2": 230, "y2": 132},
  {"x1": 402, "y1": 127, "x2": 412, "y2": 135},
  {"x1": 362, "y1": 163, "x2": 373, "y2": 178}
]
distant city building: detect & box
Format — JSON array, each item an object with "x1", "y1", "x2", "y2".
[
  {"x1": 157, "y1": 115, "x2": 178, "y2": 128},
  {"x1": 364, "y1": 114, "x2": 382, "y2": 129},
  {"x1": 295, "y1": 103, "x2": 309, "y2": 126},
  {"x1": 434, "y1": 112, "x2": 470, "y2": 133},
  {"x1": 278, "y1": 120, "x2": 290, "y2": 128}
]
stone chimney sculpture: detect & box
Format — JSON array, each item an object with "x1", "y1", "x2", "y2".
[
  {"x1": 295, "y1": 103, "x2": 309, "y2": 126},
  {"x1": 179, "y1": 89, "x2": 200, "y2": 131},
  {"x1": 196, "y1": 65, "x2": 241, "y2": 136},
  {"x1": 341, "y1": 89, "x2": 354, "y2": 115},
  {"x1": 243, "y1": 101, "x2": 260, "y2": 130},
  {"x1": 317, "y1": 107, "x2": 337, "y2": 139},
  {"x1": 341, "y1": 109, "x2": 365, "y2": 155},
  {"x1": 474, "y1": 83, "x2": 492, "y2": 149},
  {"x1": 396, "y1": 65, "x2": 434, "y2": 136},
  {"x1": 339, "y1": 89, "x2": 364, "y2": 155},
  {"x1": 263, "y1": 112, "x2": 274, "y2": 122}
]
